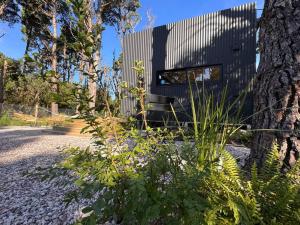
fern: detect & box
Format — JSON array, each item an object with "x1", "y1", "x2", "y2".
[{"x1": 261, "y1": 143, "x2": 281, "y2": 180}]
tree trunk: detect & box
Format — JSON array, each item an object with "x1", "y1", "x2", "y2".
[
  {"x1": 62, "y1": 40, "x2": 67, "y2": 82},
  {"x1": 0, "y1": 59, "x2": 7, "y2": 114},
  {"x1": 86, "y1": 0, "x2": 101, "y2": 115},
  {"x1": 76, "y1": 59, "x2": 85, "y2": 115},
  {"x1": 249, "y1": 0, "x2": 300, "y2": 171},
  {"x1": 51, "y1": 5, "x2": 59, "y2": 116},
  {"x1": 34, "y1": 101, "x2": 39, "y2": 126}
]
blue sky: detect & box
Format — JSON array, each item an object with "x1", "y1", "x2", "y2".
[{"x1": 0, "y1": 0, "x2": 264, "y2": 66}]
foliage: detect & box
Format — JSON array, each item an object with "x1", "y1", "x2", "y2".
[
  {"x1": 123, "y1": 60, "x2": 148, "y2": 127},
  {"x1": 0, "y1": 112, "x2": 29, "y2": 126},
  {"x1": 229, "y1": 130, "x2": 253, "y2": 147},
  {"x1": 54, "y1": 81, "x2": 78, "y2": 109},
  {"x1": 5, "y1": 75, "x2": 51, "y2": 107},
  {"x1": 60, "y1": 65, "x2": 300, "y2": 224},
  {"x1": 0, "y1": 52, "x2": 22, "y2": 81}
]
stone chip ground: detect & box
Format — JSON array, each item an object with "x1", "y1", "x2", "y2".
[
  {"x1": 0, "y1": 127, "x2": 250, "y2": 225},
  {"x1": 0, "y1": 127, "x2": 93, "y2": 225}
]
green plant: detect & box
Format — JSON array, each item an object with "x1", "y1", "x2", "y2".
[
  {"x1": 124, "y1": 60, "x2": 148, "y2": 128},
  {"x1": 0, "y1": 112, "x2": 29, "y2": 126},
  {"x1": 60, "y1": 65, "x2": 300, "y2": 225}
]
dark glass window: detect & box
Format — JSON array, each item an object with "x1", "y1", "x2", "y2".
[
  {"x1": 157, "y1": 65, "x2": 221, "y2": 86},
  {"x1": 157, "y1": 70, "x2": 186, "y2": 85}
]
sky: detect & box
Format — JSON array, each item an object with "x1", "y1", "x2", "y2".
[{"x1": 0, "y1": 0, "x2": 264, "y2": 66}]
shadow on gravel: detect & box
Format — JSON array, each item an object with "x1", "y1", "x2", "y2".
[{"x1": 0, "y1": 128, "x2": 63, "y2": 154}]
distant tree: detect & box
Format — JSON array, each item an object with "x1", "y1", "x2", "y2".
[
  {"x1": 103, "y1": 0, "x2": 140, "y2": 46},
  {"x1": 0, "y1": 0, "x2": 20, "y2": 24},
  {"x1": 68, "y1": 0, "x2": 140, "y2": 115},
  {"x1": 145, "y1": 8, "x2": 155, "y2": 29},
  {"x1": 102, "y1": 0, "x2": 140, "y2": 115},
  {"x1": 0, "y1": 55, "x2": 7, "y2": 113},
  {"x1": 5, "y1": 75, "x2": 51, "y2": 123},
  {"x1": 20, "y1": 0, "x2": 69, "y2": 116},
  {"x1": 0, "y1": 0, "x2": 20, "y2": 38},
  {"x1": 0, "y1": 53, "x2": 23, "y2": 113},
  {"x1": 250, "y1": 0, "x2": 300, "y2": 171}
]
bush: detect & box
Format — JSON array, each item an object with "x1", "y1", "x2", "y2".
[
  {"x1": 61, "y1": 108, "x2": 300, "y2": 224},
  {"x1": 60, "y1": 64, "x2": 300, "y2": 225}
]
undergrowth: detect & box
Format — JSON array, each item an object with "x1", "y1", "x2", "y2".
[
  {"x1": 60, "y1": 61, "x2": 300, "y2": 225},
  {"x1": 0, "y1": 112, "x2": 29, "y2": 126}
]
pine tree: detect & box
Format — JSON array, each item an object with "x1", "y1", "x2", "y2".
[{"x1": 250, "y1": 0, "x2": 300, "y2": 170}]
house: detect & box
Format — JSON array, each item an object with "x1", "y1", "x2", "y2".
[{"x1": 121, "y1": 2, "x2": 256, "y2": 123}]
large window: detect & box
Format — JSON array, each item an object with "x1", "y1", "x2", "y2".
[{"x1": 157, "y1": 65, "x2": 221, "y2": 86}]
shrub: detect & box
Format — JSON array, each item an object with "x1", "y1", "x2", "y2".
[{"x1": 60, "y1": 62, "x2": 300, "y2": 225}]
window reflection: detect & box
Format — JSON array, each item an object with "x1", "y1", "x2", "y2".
[{"x1": 157, "y1": 65, "x2": 221, "y2": 86}]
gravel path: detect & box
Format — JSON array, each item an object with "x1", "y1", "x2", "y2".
[
  {"x1": 0, "y1": 127, "x2": 250, "y2": 225},
  {"x1": 0, "y1": 127, "x2": 93, "y2": 225}
]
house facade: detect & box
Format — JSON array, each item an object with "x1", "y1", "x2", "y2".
[{"x1": 121, "y1": 3, "x2": 256, "y2": 121}]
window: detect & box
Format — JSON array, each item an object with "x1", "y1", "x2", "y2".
[
  {"x1": 157, "y1": 70, "x2": 186, "y2": 85},
  {"x1": 157, "y1": 65, "x2": 221, "y2": 86}
]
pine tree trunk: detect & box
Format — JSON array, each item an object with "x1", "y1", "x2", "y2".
[
  {"x1": 0, "y1": 59, "x2": 7, "y2": 114},
  {"x1": 249, "y1": 0, "x2": 300, "y2": 171},
  {"x1": 86, "y1": 0, "x2": 102, "y2": 115},
  {"x1": 88, "y1": 60, "x2": 97, "y2": 114},
  {"x1": 34, "y1": 101, "x2": 39, "y2": 126},
  {"x1": 51, "y1": 5, "x2": 59, "y2": 116},
  {"x1": 63, "y1": 41, "x2": 67, "y2": 82},
  {"x1": 76, "y1": 59, "x2": 85, "y2": 115}
]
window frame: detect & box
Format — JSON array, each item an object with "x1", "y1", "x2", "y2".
[{"x1": 156, "y1": 64, "x2": 223, "y2": 87}]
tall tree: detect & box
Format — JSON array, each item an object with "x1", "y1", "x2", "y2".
[
  {"x1": 21, "y1": 0, "x2": 69, "y2": 115},
  {"x1": 250, "y1": 0, "x2": 300, "y2": 171},
  {"x1": 0, "y1": 56, "x2": 7, "y2": 113},
  {"x1": 0, "y1": 0, "x2": 20, "y2": 23},
  {"x1": 0, "y1": 0, "x2": 20, "y2": 38},
  {"x1": 103, "y1": 0, "x2": 140, "y2": 47},
  {"x1": 145, "y1": 8, "x2": 155, "y2": 29},
  {"x1": 69, "y1": 0, "x2": 140, "y2": 115}
]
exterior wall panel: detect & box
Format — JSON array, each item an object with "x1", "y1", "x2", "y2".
[{"x1": 121, "y1": 3, "x2": 256, "y2": 120}]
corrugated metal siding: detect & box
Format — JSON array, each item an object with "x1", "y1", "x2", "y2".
[{"x1": 121, "y1": 2, "x2": 256, "y2": 119}]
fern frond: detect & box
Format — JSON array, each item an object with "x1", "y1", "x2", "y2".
[
  {"x1": 261, "y1": 143, "x2": 280, "y2": 180},
  {"x1": 221, "y1": 150, "x2": 240, "y2": 182},
  {"x1": 286, "y1": 160, "x2": 300, "y2": 183},
  {"x1": 251, "y1": 163, "x2": 259, "y2": 192}
]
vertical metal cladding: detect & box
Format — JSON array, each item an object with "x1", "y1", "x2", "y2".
[{"x1": 121, "y1": 2, "x2": 256, "y2": 119}]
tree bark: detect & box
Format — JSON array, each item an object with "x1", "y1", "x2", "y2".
[
  {"x1": 51, "y1": 4, "x2": 59, "y2": 116},
  {"x1": 34, "y1": 101, "x2": 39, "y2": 126},
  {"x1": 249, "y1": 0, "x2": 300, "y2": 171},
  {"x1": 63, "y1": 40, "x2": 67, "y2": 82},
  {"x1": 0, "y1": 59, "x2": 7, "y2": 114},
  {"x1": 86, "y1": 0, "x2": 102, "y2": 115}
]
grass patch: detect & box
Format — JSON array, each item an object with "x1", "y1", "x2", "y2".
[
  {"x1": 0, "y1": 112, "x2": 30, "y2": 126},
  {"x1": 0, "y1": 112, "x2": 73, "y2": 127}
]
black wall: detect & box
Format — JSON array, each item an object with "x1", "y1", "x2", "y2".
[{"x1": 121, "y1": 2, "x2": 256, "y2": 120}]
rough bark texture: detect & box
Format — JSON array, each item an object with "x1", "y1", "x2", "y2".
[
  {"x1": 249, "y1": 0, "x2": 300, "y2": 170},
  {"x1": 51, "y1": 6, "x2": 59, "y2": 116}
]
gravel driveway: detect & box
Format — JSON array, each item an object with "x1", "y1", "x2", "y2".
[
  {"x1": 0, "y1": 127, "x2": 250, "y2": 225},
  {"x1": 0, "y1": 127, "x2": 93, "y2": 225}
]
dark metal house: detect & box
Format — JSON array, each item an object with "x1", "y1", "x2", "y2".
[{"x1": 121, "y1": 3, "x2": 256, "y2": 122}]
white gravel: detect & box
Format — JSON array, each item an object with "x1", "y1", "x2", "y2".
[
  {"x1": 0, "y1": 127, "x2": 250, "y2": 225},
  {"x1": 0, "y1": 127, "x2": 93, "y2": 225}
]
